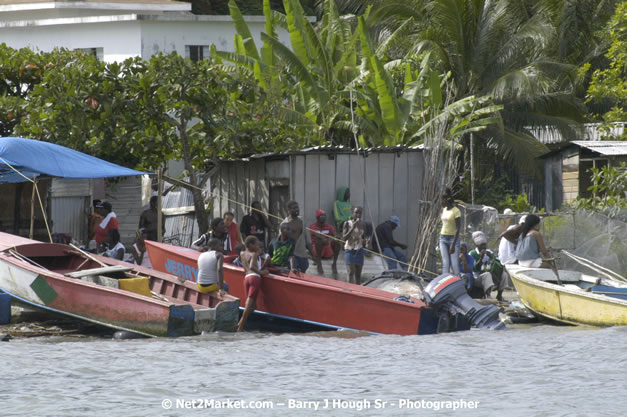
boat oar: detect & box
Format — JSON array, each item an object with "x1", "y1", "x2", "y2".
[
  {"x1": 546, "y1": 258, "x2": 563, "y2": 285},
  {"x1": 69, "y1": 243, "x2": 107, "y2": 268}
]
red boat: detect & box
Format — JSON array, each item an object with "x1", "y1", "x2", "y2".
[
  {"x1": 0, "y1": 233, "x2": 240, "y2": 337},
  {"x1": 146, "y1": 240, "x2": 443, "y2": 335}
]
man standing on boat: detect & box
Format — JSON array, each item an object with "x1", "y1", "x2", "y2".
[{"x1": 281, "y1": 201, "x2": 314, "y2": 273}]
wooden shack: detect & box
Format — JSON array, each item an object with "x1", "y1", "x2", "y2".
[{"x1": 543, "y1": 141, "x2": 627, "y2": 211}]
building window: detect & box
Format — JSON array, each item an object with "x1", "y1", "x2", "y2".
[
  {"x1": 75, "y1": 47, "x2": 104, "y2": 61},
  {"x1": 185, "y1": 45, "x2": 209, "y2": 62}
]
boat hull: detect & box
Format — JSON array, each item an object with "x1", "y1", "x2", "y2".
[
  {"x1": 146, "y1": 240, "x2": 438, "y2": 335},
  {"x1": 0, "y1": 256, "x2": 182, "y2": 337},
  {"x1": 508, "y1": 267, "x2": 627, "y2": 327},
  {"x1": 0, "y1": 233, "x2": 239, "y2": 336}
]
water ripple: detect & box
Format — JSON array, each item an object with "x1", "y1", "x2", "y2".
[{"x1": 2, "y1": 325, "x2": 626, "y2": 416}]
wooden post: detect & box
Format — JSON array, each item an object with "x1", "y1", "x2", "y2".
[
  {"x1": 157, "y1": 168, "x2": 164, "y2": 243},
  {"x1": 470, "y1": 133, "x2": 475, "y2": 205},
  {"x1": 29, "y1": 178, "x2": 37, "y2": 239}
]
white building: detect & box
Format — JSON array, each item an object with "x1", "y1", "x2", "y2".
[
  {"x1": 0, "y1": 0, "x2": 297, "y2": 245},
  {"x1": 0, "y1": 0, "x2": 290, "y2": 62}
]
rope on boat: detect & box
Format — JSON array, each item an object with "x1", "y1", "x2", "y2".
[{"x1": 561, "y1": 250, "x2": 627, "y2": 284}]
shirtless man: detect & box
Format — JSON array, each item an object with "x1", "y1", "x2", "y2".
[
  {"x1": 280, "y1": 200, "x2": 314, "y2": 273},
  {"x1": 237, "y1": 235, "x2": 269, "y2": 332}
]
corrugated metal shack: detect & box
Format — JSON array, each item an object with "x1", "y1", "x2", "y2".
[
  {"x1": 48, "y1": 176, "x2": 147, "y2": 246},
  {"x1": 210, "y1": 146, "x2": 425, "y2": 255},
  {"x1": 542, "y1": 141, "x2": 627, "y2": 211}
]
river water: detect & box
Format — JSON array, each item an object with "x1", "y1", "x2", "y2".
[{"x1": 2, "y1": 324, "x2": 626, "y2": 416}]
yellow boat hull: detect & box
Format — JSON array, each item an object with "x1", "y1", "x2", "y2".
[{"x1": 509, "y1": 268, "x2": 627, "y2": 327}]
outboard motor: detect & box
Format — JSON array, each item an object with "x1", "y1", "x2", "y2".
[{"x1": 424, "y1": 274, "x2": 505, "y2": 330}]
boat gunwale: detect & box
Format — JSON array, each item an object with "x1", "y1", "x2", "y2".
[
  {"x1": 0, "y1": 246, "x2": 182, "y2": 308},
  {"x1": 146, "y1": 240, "x2": 426, "y2": 310},
  {"x1": 510, "y1": 267, "x2": 627, "y2": 307}
]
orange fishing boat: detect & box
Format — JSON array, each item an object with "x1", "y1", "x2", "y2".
[{"x1": 145, "y1": 240, "x2": 452, "y2": 335}]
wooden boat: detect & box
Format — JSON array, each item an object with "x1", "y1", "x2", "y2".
[
  {"x1": 506, "y1": 265, "x2": 627, "y2": 326},
  {"x1": 145, "y1": 240, "x2": 452, "y2": 335},
  {"x1": 0, "y1": 233, "x2": 240, "y2": 337}
]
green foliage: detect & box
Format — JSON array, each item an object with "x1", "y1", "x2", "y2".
[
  {"x1": 575, "y1": 162, "x2": 627, "y2": 217},
  {"x1": 16, "y1": 54, "x2": 152, "y2": 168},
  {"x1": 10, "y1": 44, "x2": 312, "y2": 233},
  {"x1": 221, "y1": 0, "x2": 502, "y2": 148},
  {"x1": 583, "y1": 1, "x2": 627, "y2": 131},
  {"x1": 0, "y1": 44, "x2": 82, "y2": 137},
  {"x1": 499, "y1": 193, "x2": 538, "y2": 214}
]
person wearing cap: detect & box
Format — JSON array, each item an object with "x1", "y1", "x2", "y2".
[
  {"x1": 309, "y1": 209, "x2": 340, "y2": 277},
  {"x1": 469, "y1": 231, "x2": 507, "y2": 301},
  {"x1": 93, "y1": 201, "x2": 118, "y2": 244},
  {"x1": 374, "y1": 216, "x2": 408, "y2": 270},
  {"x1": 498, "y1": 215, "x2": 527, "y2": 264}
]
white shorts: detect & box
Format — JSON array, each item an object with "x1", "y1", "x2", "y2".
[{"x1": 519, "y1": 258, "x2": 542, "y2": 268}]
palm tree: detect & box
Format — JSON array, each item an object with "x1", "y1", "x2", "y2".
[{"x1": 327, "y1": 0, "x2": 622, "y2": 176}]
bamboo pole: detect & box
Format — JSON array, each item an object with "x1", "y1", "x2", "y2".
[
  {"x1": 470, "y1": 133, "x2": 475, "y2": 205},
  {"x1": 157, "y1": 168, "x2": 164, "y2": 243},
  {"x1": 29, "y1": 178, "x2": 37, "y2": 239}
]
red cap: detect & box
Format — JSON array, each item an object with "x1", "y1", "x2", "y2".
[{"x1": 315, "y1": 209, "x2": 325, "y2": 218}]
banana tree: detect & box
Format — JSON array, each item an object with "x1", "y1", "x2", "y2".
[
  {"x1": 219, "y1": 0, "x2": 375, "y2": 144},
  {"x1": 354, "y1": 16, "x2": 503, "y2": 147}
]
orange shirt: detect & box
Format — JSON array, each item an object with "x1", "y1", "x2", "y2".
[{"x1": 94, "y1": 217, "x2": 119, "y2": 243}]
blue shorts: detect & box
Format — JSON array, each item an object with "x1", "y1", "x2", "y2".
[
  {"x1": 293, "y1": 255, "x2": 309, "y2": 273},
  {"x1": 344, "y1": 248, "x2": 365, "y2": 265}
]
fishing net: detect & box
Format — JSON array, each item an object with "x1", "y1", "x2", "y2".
[{"x1": 457, "y1": 205, "x2": 627, "y2": 278}]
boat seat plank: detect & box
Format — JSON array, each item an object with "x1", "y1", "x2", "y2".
[{"x1": 65, "y1": 265, "x2": 133, "y2": 278}]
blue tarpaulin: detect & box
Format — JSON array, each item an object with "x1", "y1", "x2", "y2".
[{"x1": 0, "y1": 137, "x2": 146, "y2": 183}]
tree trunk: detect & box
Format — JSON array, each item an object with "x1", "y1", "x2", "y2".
[{"x1": 178, "y1": 120, "x2": 209, "y2": 236}]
